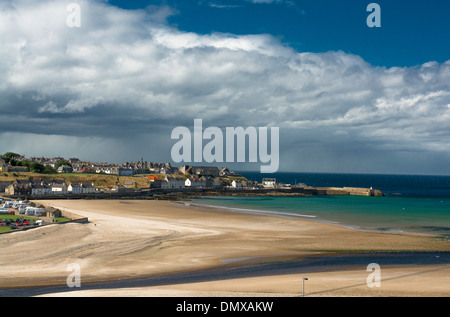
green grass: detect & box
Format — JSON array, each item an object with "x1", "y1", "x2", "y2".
[
  {"x1": 0, "y1": 214, "x2": 40, "y2": 232},
  {"x1": 53, "y1": 217, "x2": 70, "y2": 223}
]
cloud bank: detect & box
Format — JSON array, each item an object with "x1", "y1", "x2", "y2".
[{"x1": 0, "y1": 0, "x2": 449, "y2": 174}]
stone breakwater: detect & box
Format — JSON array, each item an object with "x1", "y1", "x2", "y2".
[{"x1": 305, "y1": 186, "x2": 384, "y2": 196}]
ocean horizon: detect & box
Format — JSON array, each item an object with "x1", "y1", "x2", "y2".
[{"x1": 193, "y1": 172, "x2": 450, "y2": 237}]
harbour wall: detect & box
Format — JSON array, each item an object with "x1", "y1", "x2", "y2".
[{"x1": 2, "y1": 186, "x2": 384, "y2": 200}]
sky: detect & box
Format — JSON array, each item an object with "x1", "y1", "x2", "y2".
[{"x1": 0, "y1": 0, "x2": 449, "y2": 175}]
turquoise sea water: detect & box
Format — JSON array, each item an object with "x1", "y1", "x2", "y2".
[{"x1": 193, "y1": 173, "x2": 450, "y2": 237}]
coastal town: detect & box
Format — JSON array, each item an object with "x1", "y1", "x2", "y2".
[
  {"x1": 0, "y1": 152, "x2": 383, "y2": 199},
  {"x1": 0, "y1": 152, "x2": 269, "y2": 197},
  {"x1": 0, "y1": 152, "x2": 290, "y2": 232}
]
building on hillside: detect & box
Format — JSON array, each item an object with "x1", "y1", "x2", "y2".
[
  {"x1": 147, "y1": 176, "x2": 162, "y2": 189},
  {"x1": 57, "y1": 165, "x2": 73, "y2": 173},
  {"x1": 204, "y1": 176, "x2": 219, "y2": 188},
  {"x1": 4, "y1": 179, "x2": 71, "y2": 196},
  {"x1": 5, "y1": 183, "x2": 31, "y2": 195},
  {"x1": 185, "y1": 177, "x2": 205, "y2": 188},
  {"x1": 104, "y1": 166, "x2": 119, "y2": 175},
  {"x1": 241, "y1": 180, "x2": 256, "y2": 189},
  {"x1": 191, "y1": 166, "x2": 220, "y2": 178},
  {"x1": 51, "y1": 183, "x2": 68, "y2": 194},
  {"x1": 118, "y1": 167, "x2": 134, "y2": 176},
  {"x1": 68, "y1": 158, "x2": 80, "y2": 164},
  {"x1": 43, "y1": 160, "x2": 58, "y2": 169},
  {"x1": 162, "y1": 176, "x2": 185, "y2": 189},
  {"x1": 79, "y1": 166, "x2": 96, "y2": 173},
  {"x1": 3, "y1": 165, "x2": 29, "y2": 173},
  {"x1": 231, "y1": 180, "x2": 242, "y2": 188},
  {"x1": 184, "y1": 177, "x2": 193, "y2": 187},
  {"x1": 0, "y1": 182, "x2": 12, "y2": 193},
  {"x1": 179, "y1": 165, "x2": 192, "y2": 175},
  {"x1": 219, "y1": 167, "x2": 231, "y2": 176},
  {"x1": 68, "y1": 183, "x2": 82, "y2": 194},
  {"x1": 262, "y1": 178, "x2": 276, "y2": 188},
  {"x1": 30, "y1": 184, "x2": 51, "y2": 195},
  {"x1": 179, "y1": 165, "x2": 220, "y2": 178},
  {"x1": 81, "y1": 183, "x2": 96, "y2": 194}
]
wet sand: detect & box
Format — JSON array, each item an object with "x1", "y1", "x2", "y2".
[{"x1": 0, "y1": 199, "x2": 449, "y2": 296}]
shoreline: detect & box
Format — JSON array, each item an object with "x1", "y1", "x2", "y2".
[
  {"x1": 0, "y1": 199, "x2": 449, "y2": 296},
  {"x1": 178, "y1": 199, "x2": 443, "y2": 239},
  {"x1": 3, "y1": 251, "x2": 450, "y2": 297}
]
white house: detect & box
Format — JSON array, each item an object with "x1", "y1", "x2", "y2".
[
  {"x1": 262, "y1": 178, "x2": 276, "y2": 188},
  {"x1": 231, "y1": 180, "x2": 242, "y2": 188},
  {"x1": 51, "y1": 183, "x2": 68, "y2": 194},
  {"x1": 31, "y1": 184, "x2": 51, "y2": 195},
  {"x1": 43, "y1": 160, "x2": 57, "y2": 169},
  {"x1": 68, "y1": 183, "x2": 82, "y2": 194},
  {"x1": 104, "y1": 166, "x2": 119, "y2": 175},
  {"x1": 185, "y1": 178, "x2": 205, "y2": 188},
  {"x1": 163, "y1": 177, "x2": 185, "y2": 189},
  {"x1": 81, "y1": 183, "x2": 96, "y2": 194}
]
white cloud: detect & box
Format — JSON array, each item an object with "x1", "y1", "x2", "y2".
[{"x1": 0, "y1": 0, "x2": 449, "y2": 173}]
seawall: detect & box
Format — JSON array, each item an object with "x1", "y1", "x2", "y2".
[{"x1": 1, "y1": 186, "x2": 384, "y2": 200}]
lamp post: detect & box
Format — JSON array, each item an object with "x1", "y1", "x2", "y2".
[{"x1": 302, "y1": 278, "x2": 308, "y2": 297}]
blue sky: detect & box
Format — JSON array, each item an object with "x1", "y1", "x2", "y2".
[
  {"x1": 109, "y1": 0, "x2": 450, "y2": 67},
  {"x1": 1, "y1": 0, "x2": 449, "y2": 175}
]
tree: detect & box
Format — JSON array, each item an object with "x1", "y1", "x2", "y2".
[
  {"x1": 1, "y1": 152, "x2": 21, "y2": 164},
  {"x1": 57, "y1": 160, "x2": 72, "y2": 168},
  {"x1": 16, "y1": 160, "x2": 48, "y2": 173},
  {"x1": 28, "y1": 161, "x2": 44, "y2": 173}
]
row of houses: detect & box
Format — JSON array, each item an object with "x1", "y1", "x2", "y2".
[
  {"x1": 68, "y1": 162, "x2": 177, "y2": 176},
  {"x1": 25, "y1": 156, "x2": 173, "y2": 176},
  {"x1": 47, "y1": 158, "x2": 233, "y2": 178},
  {"x1": 84, "y1": 164, "x2": 230, "y2": 177},
  {"x1": 148, "y1": 176, "x2": 223, "y2": 189},
  {"x1": 4, "y1": 179, "x2": 96, "y2": 196},
  {"x1": 5, "y1": 154, "x2": 239, "y2": 179}
]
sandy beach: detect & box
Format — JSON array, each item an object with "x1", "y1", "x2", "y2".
[{"x1": 0, "y1": 199, "x2": 449, "y2": 297}]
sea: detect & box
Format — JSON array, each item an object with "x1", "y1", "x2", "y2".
[{"x1": 192, "y1": 172, "x2": 450, "y2": 237}]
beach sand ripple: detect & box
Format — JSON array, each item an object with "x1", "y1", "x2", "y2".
[{"x1": 1, "y1": 199, "x2": 449, "y2": 296}]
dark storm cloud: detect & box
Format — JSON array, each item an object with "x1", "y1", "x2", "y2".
[{"x1": 1, "y1": 0, "x2": 450, "y2": 174}]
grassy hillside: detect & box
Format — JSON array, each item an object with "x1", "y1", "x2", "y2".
[
  {"x1": 0, "y1": 172, "x2": 244, "y2": 189},
  {"x1": 0, "y1": 172, "x2": 151, "y2": 188}
]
